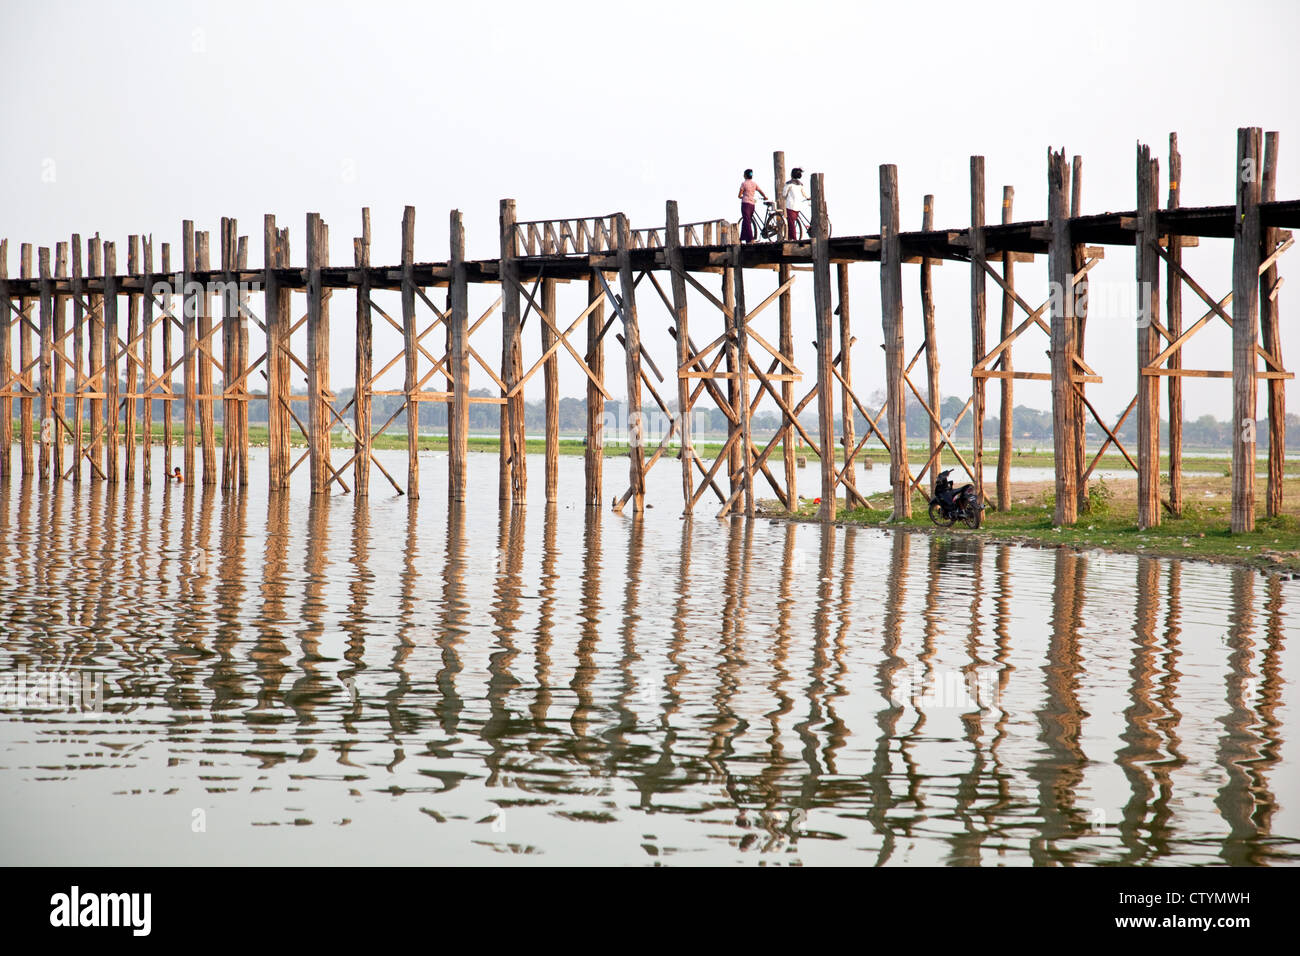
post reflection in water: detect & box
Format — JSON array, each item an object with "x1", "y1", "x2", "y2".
[{"x1": 0, "y1": 455, "x2": 1296, "y2": 866}]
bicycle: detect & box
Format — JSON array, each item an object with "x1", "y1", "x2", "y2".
[{"x1": 748, "y1": 200, "x2": 832, "y2": 241}]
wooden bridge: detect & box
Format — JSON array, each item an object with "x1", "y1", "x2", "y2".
[{"x1": 1, "y1": 128, "x2": 1296, "y2": 532}]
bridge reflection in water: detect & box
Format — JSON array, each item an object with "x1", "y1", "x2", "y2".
[{"x1": 0, "y1": 465, "x2": 1293, "y2": 865}]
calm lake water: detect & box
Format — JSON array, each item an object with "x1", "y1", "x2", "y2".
[{"x1": 1, "y1": 448, "x2": 1297, "y2": 865}]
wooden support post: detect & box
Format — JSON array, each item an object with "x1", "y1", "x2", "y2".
[
  {"x1": 141, "y1": 236, "x2": 152, "y2": 485},
  {"x1": 71, "y1": 238, "x2": 85, "y2": 483},
  {"x1": 1071, "y1": 157, "x2": 1089, "y2": 513},
  {"x1": 161, "y1": 242, "x2": 174, "y2": 480},
  {"x1": 774, "y1": 150, "x2": 796, "y2": 508},
  {"x1": 969, "y1": 157, "x2": 987, "y2": 505},
  {"x1": 542, "y1": 276, "x2": 559, "y2": 503},
  {"x1": 17, "y1": 245, "x2": 32, "y2": 477},
  {"x1": 1048, "y1": 148, "x2": 1078, "y2": 526},
  {"x1": 0, "y1": 239, "x2": 9, "y2": 478},
  {"x1": 838, "y1": 262, "x2": 862, "y2": 508},
  {"x1": 723, "y1": 223, "x2": 740, "y2": 495},
  {"x1": 124, "y1": 236, "x2": 138, "y2": 483},
  {"x1": 354, "y1": 208, "x2": 372, "y2": 496},
  {"x1": 733, "y1": 241, "x2": 754, "y2": 516},
  {"x1": 616, "y1": 213, "x2": 645, "y2": 514},
  {"x1": 997, "y1": 186, "x2": 1015, "y2": 511},
  {"x1": 37, "y1": 246, "x2": 52, "y2": 480},
  {"x1": 182, "y1": 222, "x2": 197, "y2": 484},
  {"x1": 306, "y1": 212, "x2": 331, "y2": 495},
  {"x1": 1166, "y1": 134, "x2": 1183, "y2": 517},
  {"x1": 585, "y1": 269, "x2": 605, "y2": 506},
  {"x1": 221, "y1": 219, "x2": 237, "y2": 490},
  {"x1": 52, "y1": 242, "x2": 68, "y2": 481},
  {"x1": 1231, "y1": 127, "x2": 1262, "y2": 534},
  {"x1": 196, "y1": 231, "x2": 215, "y2": 485},
  {"x1": 88, "y1": 236, "x2": 102, "y2": 480},
  {"x1": 878, "y1": 167, "x2": 908, "y2": 519},
  {"x1": 921, "y1": 195, "x2": 940, "y2": 497},
  {"x1": 499, "y1": 199, "x2": 525, "y2": 503},
  {"x1": 263, "y1": 219, "x2": 289, "y2": 490},
  {"x1": 666, "y1": 200, "x2": 694, "y2": 512},
  {"x1": 1136, "y1": 144, "x2": 1161, "y2": 529},
  {"x1": 1260, "y1": 131, "x2": 1284, "y2": 519},
  {"x1": 401, "y1": 206, "x2": 420, "y2": 499},
  {"x1": 103, "y1": 242, "x2": 119, "y2": 483},
  {"x1": 812, "y1": 173, "x2": 838, "y2": 519},
  {"x1": 449, "y1": 209, "x2": 469, "y2": 502},
  {"x1": 236, "y1": 235, "x2": 249, "y2": 487}
]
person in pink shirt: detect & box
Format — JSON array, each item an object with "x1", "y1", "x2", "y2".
[{"x1": 737, "y1": 169, "x2": 769, "y2": 243}]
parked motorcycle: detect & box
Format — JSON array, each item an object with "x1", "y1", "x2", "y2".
[{"x1": 928, "y1": 469, "x2": 984, "y2": 529}]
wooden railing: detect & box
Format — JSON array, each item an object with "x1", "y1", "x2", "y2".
[{"x1": 513, "y1": 215, "x2": 731, "y2": 256}]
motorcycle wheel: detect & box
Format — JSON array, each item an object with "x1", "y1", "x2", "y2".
[
  {"x1": 962, "y1": 507, "x2": 982, "y2": 530},
  {"x1": 928, "y1": 500, "x2": 954, "y2": 527}
]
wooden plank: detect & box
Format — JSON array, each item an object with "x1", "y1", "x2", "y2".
[
  {"x1": 878, "y1": 167, "x2": 907, "y2": 519},
  {"x1": 1260, "y1": 131, "x2": 1284, "y2": 519},
  {"x1": 616, "y1": 213, "x2": 645, "y2": 514},
  {"x1": 1136, "y1": 145, "x2": 1161, "y2": 529},
  {"x1": 969, "y1": 156, "x2": 987, "y2": 505},
  {"x1": 449, "y1": 209, "x2": 468, "y2": 502},
  {"x1": 355, "y1": 208, "x2": 373, "y2": 496},
  {"x1": 996, "y1": 185, "x2": 1014, "y2": 511},
  {"x1": 1166, "y1": 133, "x2": 1184, "y2": 516},
  {"x1": 1232, "y1": 127, "x2": 1263, "y2": 532},
  {"x1": 666, "y1": 200, "x2": 694, "y2": 512},
  {"x1": 585, "y1": 269, "x2": 605, "y2": 506},
  {"x1": 1047, "y1": 149, "x2": 1078, "y2": 525}
]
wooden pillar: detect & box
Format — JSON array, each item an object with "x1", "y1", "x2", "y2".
[
  {"x1": 124, "y1": 236, "x2": 138, "y2": 483},
  {"x1": 616, "y1": 213, "x2": 645, "y2": 513},
  {"x1": 221, "y1": 218, "x2": 237, "y2": 490},
  {"x1": 263, "y1": 217, "x2": 289, "y2": 490},
  {"x1": 306, "y1": 212, "x2": 331, "y2": 495},
  {"x1": 37, "y1": 246, "x2": 52, "y2": 480},
  {"x1": 103, "y1": 241, "x2": 119, "y2": 483},
  {"x1": 354, "y1": 208, "x2": 372, "y2": 496},
  {"x1": 1260, "y1": 131, "x2": 1284, "y2": 519},
  {"x1": 449, "y1": 209, "x2": 469, "y2": 502},
  {"x1": 1166, "y1": 134, "x2": 1184, "y2": 517},
  {"x1": 811, "y1": 174, "x2": 838, "y2": 519},
  {"x1": 774, "y1": 150, "x2": 796, "y2": 507},
  {"x1": 88, "y1": 236, "x2": 102, "y2": 480},
  {"x1": 542, "y1": 276, "x2": 559, "y2": 503},
  {"x1": 997, "y1": 187, "x2": 1015, "y2": 511},
  {"x1": 161, "y1": 242, "x2": 174, "y2": 480},
  {"x1": 401, "y1": 206, "x2": 420, "y2": 499},
  {"x1": 52, "y1": 242, "x2": 68, "y2": 481},
  {"x1": 666, "y1": 200, "x2": 694, "y2": 511},
  {"x1": 1136, "y1": 144, "x2": 1161, "y2": 529},
  {"x1": 921, "y1": 195, "x2": 940, "y2": 497},
  {"x1": 196, "y1": 231, "x2": 215, "y2": 485},
  {"x1": 18, "y1": 245, "x2": 32, "y2": 477},
  {"x1": 1071, "y1": 157, "x2": 1089, "y2": 513},
  {"x1": 0, "y1": 239, "x2": 9, "y2": 478},
  {"x1": 1047, "y1": 148, "x2": 1078, "y2": 526},
  {"x1": 499, "y1": 199, "x2": 525, "y2": 504},
  {"x1": 585, "y1": 270, "x2": 605, "y2": 506},
  {"x1": 723, "y1": 224, "x2": 741, "y2": 495},
  {"x1": 969, "y1": 157, "x2": 987, "y2": 505},
  {"x1": 141, "y1": 236, "x2": 152, "y2": 486},
  {"x1": 236, "y1": 235, "x2": 249, "y2": 487},
  {"x1": 878, "y1": 167, "x2": 908, "y2": 519},
  {"x1": 182, "y1": 222, "x2": 196, "y2": 483},
  {"x1": 733, "y1": 241, "x2": 754, "y2": 516},
  {"x1": 71, "y1": 238, "x2": 85, "y2": 483},
  {"x1": 838, "y1": 262, "x2": 862, "y2": 508},
  {"x1": 1231, "y1": 127, "x2": 1262, "y2": 534}
]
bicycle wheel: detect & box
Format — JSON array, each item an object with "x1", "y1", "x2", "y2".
[{"x1": 929, "y1": 500, "x2": 954, "y2": 527}]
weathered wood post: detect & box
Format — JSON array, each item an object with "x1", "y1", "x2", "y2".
[
  {"x1": 1166, "y1": 134, "x2": 1184, "y2": 517},
  {"x1": 616, "y1": 213, "x2": 645, "y2": 513},
  {"x1": 723, "y1": 224, "x2": 741, "y2": 494},
  {"x1": 499, "y1": 199, "x2": 526, "y2": 504},
  {"x1": 733, "y1": 239, "x2": 754, "y2": 516},
  {"x1": 1260, "y1": 131, "x2": 1284, "y2": 519},
  {"x1": 878, "y1": 167, "x2": 909, "y2": 519},
  {"x1": 449, "y1": 209, "x2": 469, "y2": 502},
  {"x1": 306, "y1": 212, "x2": 331, "y2": 495},
  {"x1": 1071, "y1": 157, "x2": 1090, "y2": 513},
  {"x1": 17, "y1": 245, "x2": 34, "y2": 477},
  {"x1": 263, "y1": 217, "x2": 289, "y2": 490},
  {"x1": 997, "y1": 186, "x2": 1015, "y2": 510},
  {"x1": 221, "y1": 218, "x2": 237, "y2": 490},
  {"x1": 921, "y1": 195, "x2": 941, "y2": 496},
  {"x1": 1136, "y1": 143, "x2": 1161, "y2": 529},
  {"x1": 103, "y1": 241, "x2": 119, "y2": 483},
  {"x1": 141, "y1": 236, "x2": 153, "y2": 485},
  {"x1": 161, "y1": 242, "x2": 174, "y2": 480},
  {"x1": 1231, "y1": 127, "x2": 1262, "y2": 533},
  {"x1": 196, "y1": 230, "x2": 216, "y2": 485},
  {"x1": 541, "y1": 276, "x2": 559, "y2": 503},
  {"x1": 666, "y1": 200, "x2": 694, "y2": 512},
  {"x1": 124, "y1": 236, "x2": 139, "y2": 483},
  {"x1": 71, "y1": 238, "x2": 85, "y2": 483},
  {"x1": 585, "y1": 268, "x2": 605, "y2": 506},
  {"x1": 236, "y1": 234, "x2": 249, "y2": 487},
  {"x1": 969, "y1": 157, "x2": 987, "y2": 505},
  {"x1": 354, "y1": 207, "x2": 372, "y2": 496},
  {"x1": 53, "y1": 242, "x2": 68, "y2": 481},
  {"x1": 1047, "y1": 148, "x2": 1078, "y2": 526},
  {"x1": 774, "y1": 150, "x2": 796, "y2": 507},
  {"x1": 838, "y1": 262, "x2": 862, "y2": 508},
  {"x1": 0, "y1": 239, "x2": 10, "y2": 478},
  {"x1": 401, "y1": 205, "x2": 420, "y2": 499},
  {"x1": 811, "y1": 174, "x2": 836, "y2": 520},
  {"x1": 88, "y1": 236, "x2": 103, "y2": 480},
  {"x1": 181, "y1": 222, "x2": 197, "y2": 484},
  {"x1": 37, "y1": 246, "x2": 52, "y2": 480}
]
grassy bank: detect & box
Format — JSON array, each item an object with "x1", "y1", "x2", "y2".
[{"x1": 762, "y1": 474, "x2": 1300, "y2": 574}]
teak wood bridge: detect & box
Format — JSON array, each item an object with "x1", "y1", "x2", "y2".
[{"x1": 1, "y1": 128, "x2": 1296, "y2": 532}]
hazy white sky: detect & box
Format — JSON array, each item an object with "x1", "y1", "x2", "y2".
[{"x1": 3, "y1": 0, "x2": 1298, "y2": 422}]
